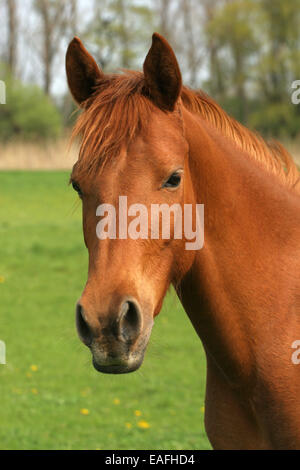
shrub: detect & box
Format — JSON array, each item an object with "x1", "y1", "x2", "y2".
[
  {"x1": 248, "y1": 102, "x2": 300, "y2": 139},
  {"x1": 0, "y1": 72, "x2": 62, "y2": 141}
]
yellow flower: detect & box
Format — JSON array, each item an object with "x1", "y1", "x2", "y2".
[
  {"x1": 31, "y1": 388, "x2": 38, "y2": 395},
  {"x1": 113, "y1": 398, "x2": 120, "y2": 405},
  {"x1": 134, "y1": 410, "x2": 142, "y2": 416},
  {"x1": 80, "y1": 408, "x2": 89, "y2": 415},
  {"x1": 200, "y1": 406, "x2": 205, "y2": 413},
  {"x1": 30, "y1": 365, "x2": 38, "y2": 372},
  {"x1": 26, "y1": 372, "x2": 32, "y2": 378},
  {"x1": 137, "y1": 420, "x2": 150, "y2": 429},
  {"x1": 0, "y1": 276, "x2": 5, "y2": 283},
  {"x1": 125, "y1": 422, "x2": 132, "y2": 429}
]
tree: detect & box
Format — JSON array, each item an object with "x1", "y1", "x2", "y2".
[
  {"x1": 0, "y1": 72, "x2": 62, "y2": 140},
  {"x1": 6, "y1": 0, "x2": 17, "y2": 76},
  {"x1": 34, "y1": 0, "x2": 78, "y2": 96},
  {"x1": 155, "y1": 0, "x2": 172, "y2": 40},
  {"x1": 153, "y1": 0, "x2": 203, "y2": 88},
  {"x1": 206, "y1": 0, "x2": 258, "y2": 122},
  {"x1": 85, "y1": 0, "x2": 154, "y2": 72},
  {"x1": 203, "y1": 0, "x2": 225, "y2": 98},
  {"x1": 256, "y1": 0, "x2": 300, "y2": 103}
]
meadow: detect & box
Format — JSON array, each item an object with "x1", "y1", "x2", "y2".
[{"x1": 0, "y1": 170, "x2": 210, "y2": 450}]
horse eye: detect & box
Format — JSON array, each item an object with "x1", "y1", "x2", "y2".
[
  {"x1": 72, "y1": 181, "x2": 82, "y2": 198},
  {"x1": 163, "y1": 172, "x2": 182, "y2": 189}
]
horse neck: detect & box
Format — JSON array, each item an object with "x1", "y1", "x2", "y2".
[{"x1": 178, "y1": 107, "x2": 300, "y2": 385}]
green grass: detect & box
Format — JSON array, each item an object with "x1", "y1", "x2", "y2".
[{"x1": 0, "y1": 171, "x2": 210, "y2": 450}]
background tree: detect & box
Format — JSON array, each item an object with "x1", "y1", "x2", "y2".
[
  {"x1": 6, "y1": 0, "x2": 17, "y2": 77},
  {"x1": 85, "y1": 0, "x2": 154, "y2": 72},
  {"x1": 1, "y1": 0, "x2": 300, "y2": 141},
  {"x1": 34, "y1": 0, "x2": 77, "y2": 96},
  {"x1": 206, "y1": 0, "x2": 257, "y2": 123}
]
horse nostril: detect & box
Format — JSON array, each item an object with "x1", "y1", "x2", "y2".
[
  {"x1": 76, "y1": 303, "x2": 92, "y2": 346},
  {"x1": 118, "y1": 300, "x2": 142, "y2": 343}
]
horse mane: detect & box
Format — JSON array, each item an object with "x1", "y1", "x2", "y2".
[
  {"x1": 72, "y1": 70, "x2": 300, "y2": 193},
  {"x1": 181, "y1": 87, "x2": 300, "y2": 193}
]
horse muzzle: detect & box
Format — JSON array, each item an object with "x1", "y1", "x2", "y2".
[{"x1": 75, "y1": 298, "x2": 153, "y2": 374}]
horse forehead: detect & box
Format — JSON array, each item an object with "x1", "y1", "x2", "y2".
[
  {"x1": 146, "y1": 111, "x2": 185, "y2": 143},
  {"x1": 92, "y1": 150, "x2": 148, "y2": 194},
  {"x1": 127, "y1": 116, "x2": 187, "y2": 163},
  {"x1": 87, "y1": 112, "x2": 186, "y2": 191}
]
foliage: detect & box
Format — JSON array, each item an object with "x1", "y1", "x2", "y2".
[
  {"x1": 204, "y1": 0, "x2": 300, "y2": 136},
  {"x1": 2, "y1": 0, "x2": 300, "y2": 141},
  {"x1": 84, "y1": 0, "x2": 154, "y2": 71},
  {"x1": 248, "y1": 102, "x2": 300, "y2": 139},
  {"x1": 0, "y1": 71, "x2": 62, "y2": 141}
]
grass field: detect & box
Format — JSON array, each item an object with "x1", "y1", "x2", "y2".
[{"x1": 0, "y1": 171, "x2": 210, "y2": 450}]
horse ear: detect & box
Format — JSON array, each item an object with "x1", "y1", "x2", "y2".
[
  {"x1": 66, "y1": 37, "x2": 103, "y2": 105},
  {"x1": 143, "y1": 33, "x2": 182, "y2": 111}
]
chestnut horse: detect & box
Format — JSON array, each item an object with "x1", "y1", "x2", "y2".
[{"x1": 66, "y1": 33, "x2": 300, "y2": 449}]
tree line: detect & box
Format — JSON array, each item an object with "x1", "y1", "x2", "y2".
[{"x1": 1, "y1": 0, "x2": 300, "y2": 140}]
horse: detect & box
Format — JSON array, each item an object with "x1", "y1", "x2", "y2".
[{"x1": 66, "y1": 33, "x2": 300, "y2": 449}]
